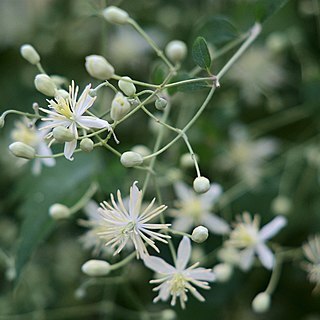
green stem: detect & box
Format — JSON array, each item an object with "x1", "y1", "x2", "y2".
[{"x1": 69, "y1": 182, "x2": 98, "y2": 214}]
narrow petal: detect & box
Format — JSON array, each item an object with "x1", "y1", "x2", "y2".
[
  {"x1": 174, "y1": 182, "x2": 194, "y2": 201},
  {"x1": 256, "y1": 243, "x2": 274, "y2": 269},
  {"x1": 176, "y1": 236, "x2": 191, "y2": 271},
  {"x1": 259, "y1": 216, "x2": 287, "y2": 241},
  {"x1": 239, "y1": 247, "x2": 255, "y2": 271},
  {"x1": 143, "y1": 256, "x2": 176, "y2": 274},
  {"x1": 77, "y1": 116, "x2": 110, "y2": 129},
  {"x1": 75, "y1": 84, "x2": 96, "y2": 115},
  {"x1": 200, "y1": 183, "x2": 223, "y2": 208},
  {"x1": 64, "y1": 139, "x2": 77, "y2": 160},
  {"x1": 202, "y1": 213, "x2": 230, "y2": 235},
  {"x1": 172, "y1": 216, "x2": 194, "y2": 232},
  {"x1": 188, "y1": 268, "x2": 216, "y2": 281}
]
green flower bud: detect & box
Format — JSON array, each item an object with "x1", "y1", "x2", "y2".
[
  {"x1": 20, "y1": 44, "x2": 40, "y2": 65},
  {"x1": 9, "y1": 142, "x2": 36, "y2": 160},
  {"x1": 34, "y1": 74, "x2": 57, "y2": 97},
  {"x1": 120, "y1": 151, "x2": 143, "y2": 167},
  {"x1": 102, "y1": 6, "x2": 129, "y2": 24},
  {"x1": 52, "y1": 126, "x2": 75, "y2": 142},
  {"x1": 271, "y1": 196, "x2": 292, "y2": 215},
  {"x1": 155, "y1": 97, "x2": 168, "y2": 110},
  {"x1": 49, "y1": 203, "x2": 71, "y2": 220},
  {"x1": 81, "y1": 259, "x2": 111, "y2": 277},
  {"x1": 193, "y1": 176, "x2": 210, "y2": 194},
  {"x1": 85, "y1": 55, "x2": 115, "y2": 80},
  {"x1": 165, "y1": 40, "x2": 187, "y2": 63},
  {"x1": 118, "y1": 76, "x2": 136, "y2": 96},
  {"x1": 191, "y1": 226, "x2": 209, "y2": 243},
  {"x1": 252, "y1": 292, "x2": 271, "y2": 313},
  {"x1": 161, "y1": 309, "x2": 176, "y2": 320},
  {"x1": 80, "y1": 138, "x2": 94, "y2": 152},
  {"x1": 110, "y1": 92, "x2": 131, "y2": 121}
]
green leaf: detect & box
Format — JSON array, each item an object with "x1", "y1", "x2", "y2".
[
  {"x1": 192, "y1": 37, "x2": 212, "y2": 70},
  {"x1": 255, "y1": 0, "x2": 289, "y2": 23},
  {"x1": 150, "y1": 62, "x2": 168, "y2": 85},
  {"x1": 195, "y1": 16, "x2": 239, "y2": 47},
  {"x1": 14, "y1": 151, "x2": 104, "y2": 284}
]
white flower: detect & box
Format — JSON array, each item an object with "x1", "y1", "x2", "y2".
[
  {"x1": 227, "y1": 212, "x2": 287, "y2": 270},
  {"x1": 39, "y1": 81, "x2": 111, "y2": 160},
  {"x1": 11, "y1": 119, "x2": 55, "y2": 175},
  {"x1": 98, "y1": 182, "x2": 170, "y2": 258},
  {"x1": 170, "y1": 181, "x2": 229, "y2": 235},
  {"x1": 302, "y1": 235, "x2": 320, "y2": 292},
  {"x1": 144, "y1": 236, "x2": 215, "y2": 309}
]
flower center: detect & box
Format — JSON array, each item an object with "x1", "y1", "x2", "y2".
[
  {"x1": 54, "y1": 97, "x2": 73, "y2": 119},
  {"x1": 11, "y1": 124, "x2": 38, "y2": 146},
  {"x1": 170, "y1": 273, "x2": 187, "y2": 296},
  {"x1": 181, "y1": 199, "x2": 203, "y2": 222},
  {"x1": 122, "y1": 221, "x2": 136, "y2": 235},
  {"x1": 230, "y1": 224, "x2": 259, "y2": 248}
]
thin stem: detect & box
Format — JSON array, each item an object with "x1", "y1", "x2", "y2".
[
  {"x1": 69, "y1": 182, "x2": 98, "y2": 214},
  {"x1": 1, "y1": 110, "x2": 41, "y2": 120},
  {"x1": 265, "y1": 254, "x2": 283, "y2": 295},
  {"x1": 163, "y1": 76, "x2": 213, "y2": 89},
  {"x1": 36, "y1": 62, "x2": 46, "y2": 74},
  {"x1": 110, "y1": 252, "x2": 136, "y2": 270},
  {"x1": 112, "y1": 74, "x2": 159, "y2": 89},
  {"x1": 167, "y1": 228, "x2": 192, "y2": 238},
  {"x1": 181, "y1": 133, "x2": 201, "y2": 177},
  {"x1": 96, "y1": 135, "x2": 121, "y2": 157}
]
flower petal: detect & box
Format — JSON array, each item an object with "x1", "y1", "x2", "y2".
[
  {"x1": 176, "y1": 236, "x2": 191, "y2": 270},
  {"x1": 259, "y1": 216, "x2": 287, "y2": 241},
  {"x1": 200, "y1": 183, "x2": 222, "y2": 208},
  {"x1": 172, "y1": 216, "x2": 194, "y2": 232},
  {"x1": 143, "y1": 256, "x2": 175, "y2": 274},
  {"x1": 64, "y1": 139, "x2": 77, "y2": 161},
  {"x1": 239, "y1": 247, "x2": 255, "y2": 271},
  {"x1": 188, "y1": 268, "x2": 215, "y2": 281},
  {"x1": 202, "y1": 213, "x2": 230, "y2": 235},
  {"x1": 174, "y1": 182, "x2": 194, "y2": 201},
  {"x1": 75, "y1": 84, "x2": 96, "y2": 116},
  {"x1": 256, "y1": 243, "x2": 274, "y2": 269},
  {"x1": 77, "y1": 116, "x2": 110, "y2": 129}
]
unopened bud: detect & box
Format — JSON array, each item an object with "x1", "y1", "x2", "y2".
[
  {"x1": 161, "y1": 309, "x2": 176, "y2": 320},
  {"x1": 110, "y1": 92, "x2": 131, "y2": 121},
  {"x1": 55, "y1": 89, "x2": 69, "y2": 99},
  {"x1": 85, "y1": 55, "x2": 115, "y2": 80},
  {"x1": 118, "y1": 76, "x2": 136, "y2": 96},
  {"x1": 49, "y1": 203, "x2": 71, "y2": 220},
  {"x1": 131, "y1": 145, "x2": 151, "y2": 158},
  {"x1": 80, "y1": 138, "x2": 94, "y2": 152},
  {"x1": 102, "y1": 6, "x2": 129, "y2": 24},
  {"x1": 120, "y1": 151, "x2": 143, "y2": 167},
  {"x1": 191, "y1": 226, "x2": 209, "y2": 243},
  {"x1": 252, "y1": 292, "x2": 271, "y2": 313},
  {"x1": 20, "y1": 44, "x2": 40, "y2": 65},
  {"x1": 193, "y1": 176, "x2": 210, "y2": 194},
  {"x1": 213, "y1": 263, "x2": 233, "y2": 282},
  {"x1": 165, "y1": 40, "x2": 187, "y2": 63},
  {"x1": 81, "y1": 259, "x2": 111, "y2": 276},
  {"x1": 52, "y1": 126, "x2": 75, "y2": 142},
  {"x1": 180, "y1": 153, "x2": 199, "y2": 169},
  {"x1": 155, "y1": 97, "x2": 168, "y2": 110},
  {"x1": 34, "y1": 74, "x2": 57, "y2": 97},
  {"x1": 9, "y1": 142, "x2": 36, "y2": 159},
  {"x1": 271, "y1": 196, "x2": 292, "y2": 215}
]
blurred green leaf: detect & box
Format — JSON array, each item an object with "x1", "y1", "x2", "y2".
[
  {"x1": 14, "y1": 151, "x2": 104, "y2": 284},
  {"x1": 255, "y1": 0, "x2": 289, "y2": 23},
  {"x1": 192, "y1": 37, "x2": 212, "y2": 70},
  {"x1": 150, "y1": 62, "x2": 168, "y2": 85}
]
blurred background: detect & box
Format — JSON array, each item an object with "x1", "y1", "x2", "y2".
[{"x1": 0, "y1": 0, "x2": 320, "y2": 319}]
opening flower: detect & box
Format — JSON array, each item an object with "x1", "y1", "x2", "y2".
[
  {"x1": 144, "y1": 236, "x2": 215, "y2": 309},
  {"x1": 98, "y1": 181, "x2": 170, "y2": 258},
  {"x1": 39, "y1": 81, "x2": 111, "y2": 160},
  {"x1": 226, "y1": 212, "x2": 287, "y2": 270}
]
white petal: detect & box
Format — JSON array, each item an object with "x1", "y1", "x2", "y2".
[
  {"x1": 202, "y1": 213, "x2": 230, "y2": 235},
  {"x1": 75, "y1": 84, "x2": 96, "y2": 115},
  {"x1": 239, "y1": 248, "x2": 255, "y2": 271},
  {"x1": 256, "y1": 243, "x2": 274, "y2": 269},
  {"x1": 77, "y1": 116, "x2": 110, "y2": 129},
  {"x1": 129, "y1": 181, "x2": 141, "y2": 219},
  {"x1": 259, "y1": 216, "x2": 287, "y2": 241},
  {"x1": 174, "y1": 182, "x2": 194, "y2": 201},
  {"x1": 172, "y1": 216, "x2": 194, "y2": 232},
  {"x1": 200, "y1": 183, "x2": 223, "y2": 208},
  {"x1": 37, "y1": 142, "x2": 55, "y2": 167},
  {"x1": 64, "y1": 139, "x2": 77, "y2": 160},
  {"x1": 143, "y1": 256, "x2": 175, "y2": 274},
  {"x1": 32, "y1": 159, "x2": 41, "y2": 175},
  {"x1": 188, "y1": 268, "x2": 215, "y2": 281},
  {"x1": 176, "y1": 236, "x2": 191, "y2": 270}
]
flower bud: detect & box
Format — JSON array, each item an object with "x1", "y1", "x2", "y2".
[
  {"x1": 180, "y1": 153, "x2": 199, "y2": 169},
  {"x1": 34, "y1": 74, "x2": 57, "y2": 97},
  {"x1": 52, "y1": 126, "x2": 75, "y2": 142},
  {"x1": 165, "y1": 40, "x2": 187, "y2": 63},
  {"x1": 271, "y1": 196, "x2": 292, "y2": 215},
  {"x1": 131, "y1": 145, "x2": 151, "y2": 160},
  {"x1": 80, "y1": 138, "x2": 94, "y2": 152},
  {"x1": 155, "y1": 97, "x2": 168, "y2": 110},
  {"x1": 81, "y1": 259, "x2": 111, "y2": 277},
  {"x1": 191, "y1": 226, "x2": 209, "y2": 243},
  {"x1": 213, "y1": 263, "x2": 233, "y2": 282},
  {"x1": 118, "y1": 76, "x2": 136, "y2": 96},
  {"x1": 49, "y1": 203, "x2": 71, "y2": 220},
  {"x1": 20, "y1": 44, "x2": 40, "y2": 65},
  {"x1": 161, "y1": 309, "x2": 176, "y2": 320},
  {"x1": 110, "y1": 92, "x2": 131, "y2": 121},
  {"x1": 9, "y1": 142, "x2": 36, "y2": 160},
  {"x1": 55, "y1": 89, "x2": 69, "y2": 99},
  {"x1": 252, "y1": 292, "x2": 271, "y2": 313},
  {"x1": 102, "y1": 6, "x2": 129, "y2": 24},
  {"x1": 193, "y1": 176, "x2": 210, "y2": 194},
  {"x1": 120, "y1": 151, "x2": 143, "y2": 167},
  {"x1": 85, "y1": 55, "x2": 115, "y2": 80}
]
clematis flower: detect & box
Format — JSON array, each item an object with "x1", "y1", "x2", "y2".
[
  {"x1": 226, "y1": 212, "x2": 287, "y2": 270},
  {"x1": 170, "y1": 181, "x2": 229, "y2": 235},
  {"x1": 144, "y1": 236, "x2": 215, "y2": 309},
  {"x1": 40, "y1": 81, "x2": 111, "y2": 160},
  {"x1": 98, "y1": 181, "x2": 170, "y2": 259}
]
